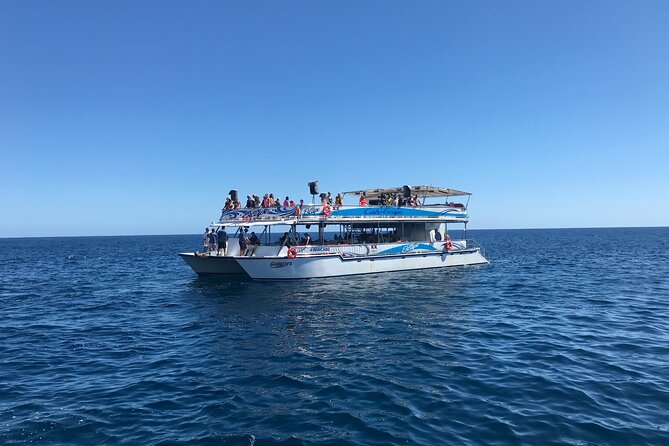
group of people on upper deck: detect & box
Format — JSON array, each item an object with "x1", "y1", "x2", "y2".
[
  {"x1": 222, "y1": 191, "x2": 344, "y2": 211},
  {"x1": 358, "y1": 192, "x2": 421, "y2": 207},
  {"x1": 222, "y1": 190, "x2": 423, "y2": 212}
]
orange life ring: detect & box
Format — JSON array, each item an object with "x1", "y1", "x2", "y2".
[
  {"x1": 287, "y1": 247, "x2": 297, "y2": 259},
  {"x1": 322, "y1": 205, "x2": 331, "y2": 217}
]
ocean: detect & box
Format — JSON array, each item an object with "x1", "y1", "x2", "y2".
[{"x1": 1, "y1": 228, "x2": 668, "y2": 445}]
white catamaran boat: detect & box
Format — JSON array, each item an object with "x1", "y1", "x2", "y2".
[{"x1": 179, "y1": 185, "x2": 489, "y2": 280}]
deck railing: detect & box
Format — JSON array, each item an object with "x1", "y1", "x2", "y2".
[{"x1": 218, "y1": 204, "x2": 468, "y2": 224}]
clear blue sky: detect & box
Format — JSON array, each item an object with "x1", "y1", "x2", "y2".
[{"x1": 1, "y1": 0, "x2": 668, "y2": 237}]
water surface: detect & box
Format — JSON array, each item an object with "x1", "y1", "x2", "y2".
[{"x1": 1, "y1": 228, "x2": 668, "y2": 445}]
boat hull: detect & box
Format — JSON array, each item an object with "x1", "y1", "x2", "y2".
[
  {"x1": 178, "y1": 253, "x2": 248, "y2": 276},
  {"x1": 234, "y1": 249, "x2": 488, "y2": 281}
]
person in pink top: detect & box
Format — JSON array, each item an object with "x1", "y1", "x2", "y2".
[
  {"x1": 283, "y1": 196, "x2": 290, "y2": 206},
  {"x1": 359, "y1": 193, "x2": 368, "y2": 206}
]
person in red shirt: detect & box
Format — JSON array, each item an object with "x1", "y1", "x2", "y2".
[{"x1": 359, "y1": 193, "x2": 367, "y2": 206}]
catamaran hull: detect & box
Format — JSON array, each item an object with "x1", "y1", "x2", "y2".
[
  {"x1": 234, "y1": 249, "x2": 488, "y2": 281},
  {"x1": 178, "y1": 253, "x2": 248, "y2": 277}
]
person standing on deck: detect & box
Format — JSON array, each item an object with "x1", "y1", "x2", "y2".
[
  {"x1": 203, "y1": 228, "x2": 210, "y2": 252},
  {"x1": 248, "y1": 231, "x2": 260, "y2": 256},
  {"x1": 239, "y1": 228, "x2": 250, "y2": 256},
  {"x1": 208, "y1": 229, "x2": 218, "y2": 253},
  {"x1": 217, "y1": 226, "x2": 228, "y2": 256},
  {"x1": 359, "y1": 193, "x2": 367, "y2": 206}
]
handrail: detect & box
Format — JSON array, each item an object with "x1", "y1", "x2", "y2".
[{"x1": 218, "y1": 204, "x2": 469, "y2": 224}]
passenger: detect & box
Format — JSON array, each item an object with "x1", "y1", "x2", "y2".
[
  {"x1": 413, "y1": 195, "x2": 421, "y2": 206},
  {"x1": 233, "y1": 199, "x2": 241, "y2": 210},
  {"x1": 224, "y1": 197, "x2": 233, "y2": 210},
  {"x1": 279, "y1": 232, "x2": 289, "y2": 246},
  {"x1": 283, "y1": 196, "x2": 290, "y2": 207},
  {"x1": 359, "y1": 193, "x2": 368, "y2": 206},
  {"x1": 398, "y1": 195, "x2": 405, "y2": 207},
  {"x1": 245, "y1": 195, "x2": 253, "y2": 208},
  {"x1": 208, "y1": 228, "x2": 218, "y2": 253},
  {"x1": 238, "y1": 228, "x2": 250, "y2": 256},
  {"x1": 335, "y1": 193, "x2": 343, "y2": 207},
  {"x1": 321, "y1": 194, "x2": 327, "y2": 206},
  {"x1": 302, "y1": 233, "x2": 312, "y2": 246},
  {"x1": 262, "y1": 194, "x2": 270, "y2": 208},
  {"x1": 248, "y1": 231, "x2": 260, "y2": 256},
  {"x1": 289, "y1": 200, "x2": 296, "y2": 206},
  {"x1": 203, "y1": 228, "x2": 210, "y2": 252},
  {"x1": 217, "y1": 226, "x2": 228, "y2": 255},
  {"x1": 296, "y1": 199, "x2": 305, "y2": 217},
  {"x1": 327, "y1": 192, "x2": 333, "y2": 205},
  {"x1": 269, "y1": 193, "x2": 275, "y2": 206},
  {"x1": 386, "y1": 194, "x2": 394, "y2": 205}
]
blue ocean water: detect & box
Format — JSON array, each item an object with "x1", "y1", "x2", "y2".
[{"x1": 1, "y1": 228, "x2": 668, "y2": 445}]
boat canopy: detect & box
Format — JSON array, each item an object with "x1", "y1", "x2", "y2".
[{"x1": 342, "y1": 185, "x2": 471, "y2": 198}]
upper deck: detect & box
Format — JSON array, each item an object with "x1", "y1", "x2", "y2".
[
  {"x1": 217, "y1": 203, "x2": 469, "y2": 226},
  {"x1": 215, "y1": 185, "x2": 472, "y2": 227}
]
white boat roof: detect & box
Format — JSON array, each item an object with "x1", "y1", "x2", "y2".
[{"x1": 342, "y1": 185, "x2": 471, "y2": 198}]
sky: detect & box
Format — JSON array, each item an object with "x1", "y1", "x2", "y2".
[{"x1": 1, "y1": 0, "x2": 668, "y2": 237}]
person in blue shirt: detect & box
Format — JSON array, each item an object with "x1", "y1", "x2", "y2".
[
  {"x1": 216, "y1": 227, "x2": 228, "y2": 256},
  {"x1": 208, "y1": 229, "x2": 218, "y2": 254}
]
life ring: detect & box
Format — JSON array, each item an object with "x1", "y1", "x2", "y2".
[
  {"x1": 287, "y1": 247, "x2": 297, "y2": 259},
  {"x1": 443, "y1": 235, "x2": 453, "y2": 251},
  {"x1": 322, "y1": 205, "x2": 331, "y2": 217}
]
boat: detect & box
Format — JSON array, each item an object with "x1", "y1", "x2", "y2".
[{"x1": 179, "y1": 185, "x2": 489, "y2": 280}]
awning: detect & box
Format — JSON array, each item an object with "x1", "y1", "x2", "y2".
[{"x1": 342, "y1": 185, "x2": 471, "y2": 198}]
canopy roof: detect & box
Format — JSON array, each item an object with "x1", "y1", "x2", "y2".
[{"x1": 342, "y1": 185, "x2": 471, "y2": 198}]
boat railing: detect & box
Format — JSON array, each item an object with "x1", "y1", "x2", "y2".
[
  {"x1": 219, "y1": 204, "x2": 468, "y2": 224},
  {"x1": 466, "y1": 239, "x2": 490, "y2": 261}
]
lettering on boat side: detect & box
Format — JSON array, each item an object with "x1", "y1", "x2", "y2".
[
  {"x1": 270, "y1": 261, "x2": 293, "y2": 268},
  {"x1": 363, "y1": 207, "x2": 404, "y2": 217},
  {"x1": 304, "y1": 246, "x2": 330, "y2": 252},
  {"x1": 402, "y1": 243, "x2": 419, "y2": 253}
]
